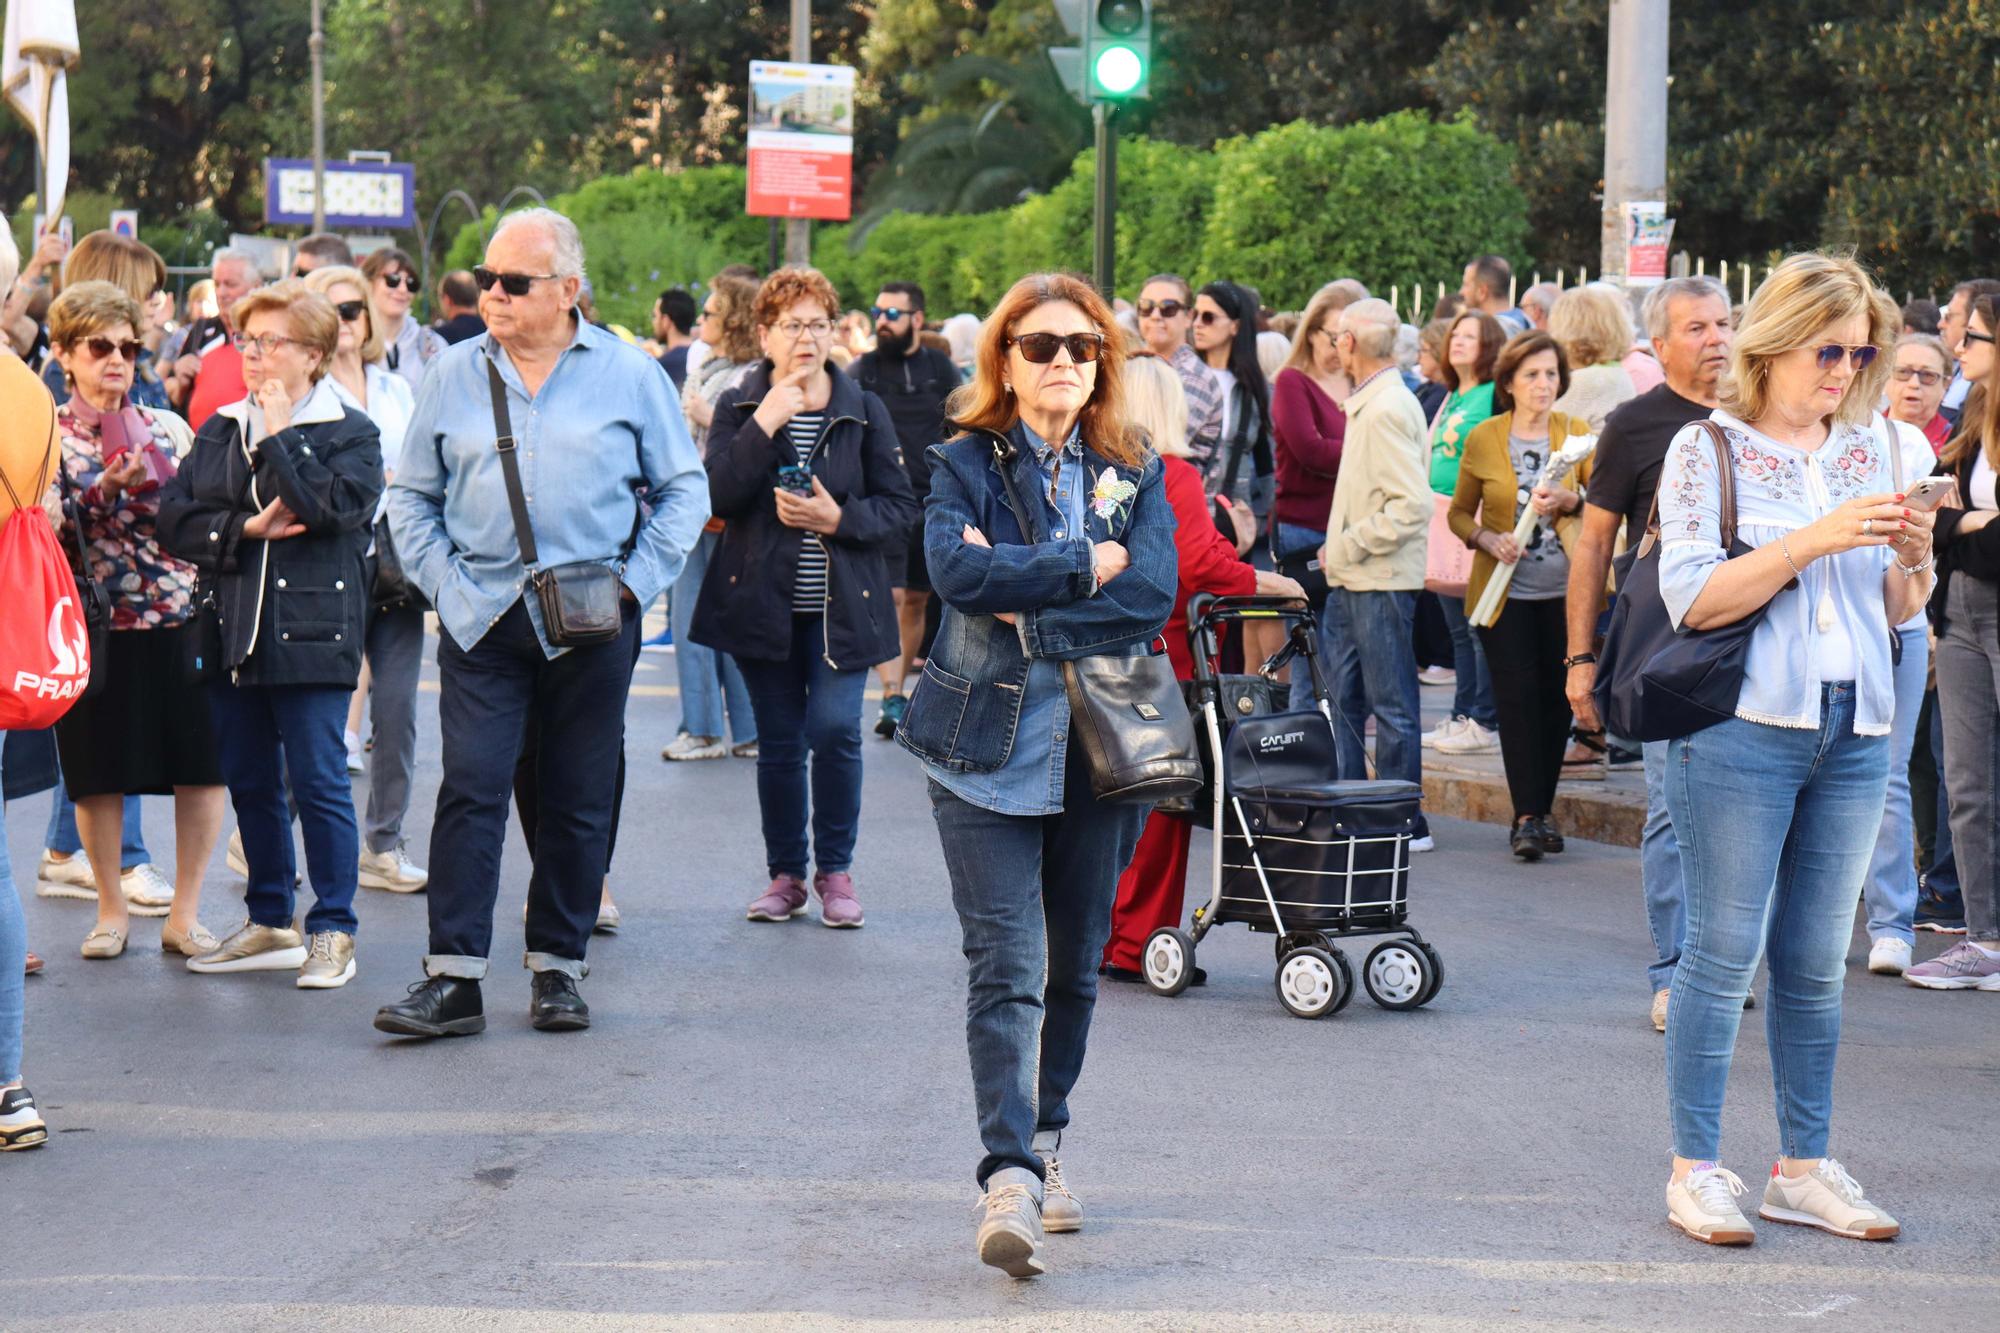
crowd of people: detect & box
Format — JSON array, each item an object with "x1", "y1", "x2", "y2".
[{"x1": 0, "y1": 213, "x2": 1993, "y2": 1278}]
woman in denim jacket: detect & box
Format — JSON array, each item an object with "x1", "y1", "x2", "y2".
[{"x1": 897, "y1": 273, "x2": 1175, "y2": 1279}]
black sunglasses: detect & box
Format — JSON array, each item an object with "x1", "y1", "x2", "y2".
[
  {"x1": 1192, "y1": 308, "x2": 1229, "y2": 326},
  {"x1": 377, "y1": 272, "x2": 411, "y2": 290},
  {"x1": 82, "y1": 336, "x2": 141, "y2": 362},
  {"x1": 335, "y1": 300, "x2": 367, "y2": 323},
  {"x1": 870, "y1": 304, "x2": 914, "y2": 322},
  {"x1": 1813, "y1": 343, "x2": 1879, "y2": 371},
  {"x1": 1136, "y1": 299, "x2": 1186, "y2": 319},
  {"x1": 472, "y1": 266, "x2": 557, "y2": 297},
  {"x1": 1964, "y1": 329, "x2": 1995, "y2": 346},
  {"x1": 1007, "y1": 332, "x2": 1105, "y2": 365}
]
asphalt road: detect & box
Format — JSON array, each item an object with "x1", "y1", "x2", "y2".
[{"x1": 4, "y1": 642, "x2": 1997, "y2": 1331}]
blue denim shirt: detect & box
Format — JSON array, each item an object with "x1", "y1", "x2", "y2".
[
  {"x1": 387, "y1": 318, "x2": 710, "y2": 656},
  {"x1": 926, "y1": 423, "x2": 1091, "y2": 815}
]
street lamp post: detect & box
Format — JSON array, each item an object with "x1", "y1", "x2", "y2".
[
  {"x1": 1601, "y1": 0, "x2": 1668, "y2": 283},
  {"x1": 785, "y1": 0, "x2": 811, "y2": 266},
  {"x1": 310, "y1": 0, "x2": 326, "y2": 233}
]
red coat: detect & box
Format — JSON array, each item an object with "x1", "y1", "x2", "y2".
[{"x1": 1162, "y1": 453, "x2": 1256, "y2": 678}]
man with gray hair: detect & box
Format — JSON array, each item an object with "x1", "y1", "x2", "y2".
[
  {"x1": 1319, "y1": 298, "x2": 1435, "y2": 850},
  {"x1": 1563, "y1": 274, "x2": 1733, "y2": 1032},
  {"x1": 1520, "y1": 282, "x2": 1561, "y2": 331},
  {"x1": 169, "y1": 247, "x2": 264, "y2": 428},
  {"x1": 377, "y1": 207, "x2": 709, "y2": 1039}
]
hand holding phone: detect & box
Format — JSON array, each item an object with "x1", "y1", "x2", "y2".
[
  {"x1": 1900, "y1": 476, "x2": 1955, "y2": 512},
  {"x1": 776, "y1": 464, "x2": 814, "y2": 496}
]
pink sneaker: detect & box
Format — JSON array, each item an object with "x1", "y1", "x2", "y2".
[
  {"x1": 814, "y1": 871, "x2": 865, "y2": 929},
  {"x1": 1904, "y1": 940, "x2": 2000, "y2": 990},
  {"x1": 746, "y1": 875, "x2": 809, "y2": 922}
]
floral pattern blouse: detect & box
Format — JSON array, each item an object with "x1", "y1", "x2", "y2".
[{"x1": 53, "y1": 398, "x2": 199, "y2": 630}]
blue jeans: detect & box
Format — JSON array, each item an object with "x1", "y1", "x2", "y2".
[
  {"x1": 44, "y1": 779, "x2": 149, "y2": 868},
  {"x1": 1861, "y1": 626, "x2": 1929, "y2": 945},
  {"x1": 735, "y1": 615, "x2": 869, "y2": 879},
  {"x1": 1642, "y1": 740, "x2": 1686, "y2": 994},
  {"x1": 928, "y1": 749, "x2": 1147, "y2": 1191},
  {"x1": 1272, "y1": 522, "x2": 1354, "y2": 714},
  {"x1": 208, "y1": 680, "x2": 361, "y2": 936},
  {"x1": 1324, "y1": 588, "x2": 1430, "y2": 838},
  {"x1": 1, "y1": 745, "x2": 23, "y2": 1085},
  {"x1": 1437, "y1": 593, "x2": 1498, "y2": 729},
  {"x1": 670, "y1": 529, "x2": 755, "y2": 743},
  {"x1": 1664, "y1": 684, "x2": 1887, "y2": 1162}
]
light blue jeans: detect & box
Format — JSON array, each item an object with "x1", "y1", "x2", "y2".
[
  {"x1": 1641, "y1": 740, "x2": 1685, "y2": 994},
  {"x1": 2, "y1": 745, "x2": 25, "y2": 1084},
  {"x1": 670, "y1": 529, "x2": 755, "y2": 743},
  {"x1": 1272, "y1": 521, "x2": 1354, "y2": 713},
  {"x1": 1436, "y1": 594, "x2": 1498, "y2": 729},
  {"x1": 44, "y1": 778, "x2": 149, "y2": 868},
  {"x1": 1861, "y1": 625, "x2": 1929, "y2": 946},
  {"x1": 1323, "y1": 588, "x2": 1430, "y2": 839},
  {"x1": 1664, "y1": 684, "x2": 1887, "y2": 1162}
]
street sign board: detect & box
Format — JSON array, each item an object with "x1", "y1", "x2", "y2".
[
  {"x1": 263, "y1": 158, "x2": 417, "y2": 230},
  {"x1": 745, "y1": 61, "x2": 855, "y2": 222},
  {"x1": 1624, "y1": 201, "x2": 1673, "y2": 286}
]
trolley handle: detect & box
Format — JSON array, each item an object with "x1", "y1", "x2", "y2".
[{"x1": 1187, "y1": 594, "x2": 1316, "y2": 690}]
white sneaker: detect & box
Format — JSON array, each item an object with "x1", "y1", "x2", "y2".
[
  {"x1": 1866, "y1": 936, "x2": 1912, "y2": 976},
  {"x1": 344, "y1": 730, "x2": 365, "y2": 776},
  {"x1": 1434, "y1": 718, "x2": 1501, "y2": 754},
  {"x1": 35, "y1": 849, "x2": 96, "y2": 900},
  {"x1": 1417, "y1": 665, "x2": 1457, "y2": 687},
  {"x1": 1421, "y1": 715, "x2": 1469, "y2": 749},
  {"x1": 359, "y1": 845, "x2": 429, "y2": 893},
  {"x1": 1409, "y1": 835, "x2": 1435, "y2": 853},
  {"x1": 661, "y1": 733, "x2": 727, "y2": 762},
  {"x1": 1666, "y1": 1163, "x2": 1756, "y2": 1245},
  {"x1": 120, "y1": 863, "x2": 175, "y2": 917},
  {"x1": 974, "y1": 1181, "x2": 1046, "y2": 1278},
  {"x1": 1759, "y1": 1158, "x2": 1899, "y2": 1240}
]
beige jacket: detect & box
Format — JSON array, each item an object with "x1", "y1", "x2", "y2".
[{"x1": 1321, "y1": 368, "x2": 1431, "y2": 591}]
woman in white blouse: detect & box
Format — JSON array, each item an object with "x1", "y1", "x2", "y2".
[{"x1": 1652, "y1": 253, "x2": 1932, "y2": 1248}]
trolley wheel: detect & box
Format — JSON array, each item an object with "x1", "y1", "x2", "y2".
[
  {"x1": 1142, "y1": 928, "x2": 1196, "y2": 997},
  {"x1": 1329, "y1": 946, "x2": 1357, "y2": 1015},
  {"x1": 1274, "y1": 946, "x2": 1345, "y2": 1019},
  {"x1": 1363, "y1": 939, "x2": 1435, "y2": 1011},
  {"x1": 1417, "y1": 943, "x2": 1444, "y2": 1005}
]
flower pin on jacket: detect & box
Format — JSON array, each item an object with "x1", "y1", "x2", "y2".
[{"x1": 1089, "y1": 467, "x2": 1138, "y2": 527}]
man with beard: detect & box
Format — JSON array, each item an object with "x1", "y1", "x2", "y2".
[{"x1": 851, "y1": 281, "x2": 959, "y2": 739}]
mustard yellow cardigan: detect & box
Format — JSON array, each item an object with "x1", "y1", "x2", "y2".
[{"x1": 1445, "y1": 410, "x2": 1592, "y2": 616}]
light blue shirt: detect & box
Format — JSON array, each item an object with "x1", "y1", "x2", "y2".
[
  {"x1": 1657, "y1": 410, "x2": 1922, "y2": 736},
  {"x1": 387, "y1": 318, "x2": 709, "y2": 656},
  {"x1": 926, "y1": 422, "x2": 1090, "y2": 816}
]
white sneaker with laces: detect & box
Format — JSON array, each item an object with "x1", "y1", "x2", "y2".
[
  {"x1": 974, "y1": 1179, "x2": 1046, "y2": 1277},
  {"x1": 1866, "y1": 936, "x2": 1912, "y2": 976},
  {"x1": 1759, "y1": 1158, "x2": 1899, "y2": 1240},
  {"x1": 1417, "y1": 665, "x2": 1457, "y2": 687},
  {"x1": 120, "y1": 863, "x2": 175, "y2": 917},
  {"x1": 1434, "y1": 718, "x2": 1501, "y2": 754},
  {"x1": 1666, "y1": 1163, "x2": 1755, "y2": 1245},
  {"x1": 359, "y1": 845, "x2": 429, "y2": 893},
  {"x1": 1409, "y1": 835, "x2": 1436, "y2": 853},
  {"x1": 1034, "y1": 1139, "x2": 1082, "y2": 1234},
  {"x1": 35, "y1": 849, "x2": 96, "y2": 900},
  {"x1": 662, "y1": 733, "x2": 727, "y2": 762},
  {"x1": 1421, "y1": 715, "x2": 1469, "y2": 749}
]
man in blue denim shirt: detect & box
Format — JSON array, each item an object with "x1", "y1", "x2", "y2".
[{"x1": 376, "y1": 209, "x2": 708, "y2": 1039}]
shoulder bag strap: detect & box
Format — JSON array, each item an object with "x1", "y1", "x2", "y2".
[
  {"x1": 487, "y1": 358, "x2": 540, "y2": 569},
  {"x1": 990, "y1": 434, "x2": 1038, "y2": 538},
  {"x1": 1694, "y1": 420, "x2": 1740, "y2": 549},
  {"x1": 1881, "y1": 414, "x2": 1904, "y2": 494}
]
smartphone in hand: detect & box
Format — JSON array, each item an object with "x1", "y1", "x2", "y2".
[
  {"x1": 1902, "y1": 476, "x2": 1955, "y2": 511},
  {"x1": 776, "y1": 465, "x2": 814, "y2": 497}
]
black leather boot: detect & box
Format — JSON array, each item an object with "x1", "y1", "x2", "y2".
[
  {"x1": 374, "y1": 976, "x2": 485, "y2": 1038},
  {"x1": 530, "y1": 971, "x2": 591, "y2": 1031}
]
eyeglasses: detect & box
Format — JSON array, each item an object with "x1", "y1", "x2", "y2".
[
  {"x1": 1963, "y1": 329, "x2": 1995, "y2": 346},
  {"x1": 1192, "y1": 309, "x2": 1229, "y2": 327},
  {"x1": 1892, "y1": 366, "x2": 1944, "y2": 387},
  {"x1": 471, "y1": 267, "x2": 556, "y2": 297},
  {"x1": 774, "y1": 319, "x2": 835, "y2": 341},
  {"x1": 334, "y1": 300, "x2": 367, "y2": 323},
  {"x1": 232, "y1": 332, "x2": 305, "y2": 355},
  {"x1": 80, "y1": 336, "x2": 141, "y2": 362},
  {"x1": 1136, "y1": 299, "x2": 1187, "y2": 319},
  {"x1": 377, "y1": 272, "x2": 412, "y2": 291},
  {"x1": 870, "y1": 305, "x2": 913, "y2": 322},
  {"x1": 1813, "y1": 343, "x2": 1879, "y2": 371},
  {"x1": 1006, "y1": 332, "x2": 1105, "y2": 365}
]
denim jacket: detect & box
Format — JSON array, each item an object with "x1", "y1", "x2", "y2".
[{"x1": 896, "y1": 421, "x2": 1175, "y2": 782}]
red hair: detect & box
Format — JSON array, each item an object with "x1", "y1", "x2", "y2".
[{"x1": 948, "y1": 272, "x2": 1142, "y2": 467}]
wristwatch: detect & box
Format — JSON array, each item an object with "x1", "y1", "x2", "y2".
[{"x1": 1563, "y1": 652, "x2": 1597, "y2": 669}]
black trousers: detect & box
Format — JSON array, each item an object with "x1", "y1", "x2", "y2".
[
  {"x1": 513, "y1": 612, "x2": 645, "y2": 869},
  {"x1": 1476, "y1": 595, "x2": 1572, "y2": 821},
  {"x1": 422, "y1": 599, "x2": 638, "y2": 979}
]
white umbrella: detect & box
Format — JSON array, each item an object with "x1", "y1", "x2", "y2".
[{"x1": 3, "y1": 0, "x2": 80, "y2": 225}]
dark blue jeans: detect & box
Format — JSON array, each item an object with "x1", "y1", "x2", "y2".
[
  {"x1": 929, "y1": 745, "x2": 1148, "y2": 1190},
  {"x1": 207, "y1": 680, "x2": 359, "y2": 935},
  {"x1": 424, "y1": 598, "x2": 638, "y2": 980},
  {"x1": 1323, "y1": 587, "x2": 1430, "y2": 838},
  {"x1": 735, "y1": 615, "x2": 869, "y2": 879}
]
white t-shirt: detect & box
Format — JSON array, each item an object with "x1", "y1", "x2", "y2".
[
  {"x1": 1972, "y1": 450, "x2": 1996, "y2": 512},
  {"x1": 1212, "y1": 366, "x2": 1238, "y2": 441}
]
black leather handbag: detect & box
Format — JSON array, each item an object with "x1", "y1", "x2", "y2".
[
  {"x1": 990, "y1": 435, "x2": 1200, "y2": 805},
  {"x1": 1594, "y1": 420, "x2": 1780, "y2": 742},
  {"x1": 369, "y1": 512, "x2": 428, "y2": 613},
  {"x1": 488, "y1": 360, "x2": 624, "y2": 647}
]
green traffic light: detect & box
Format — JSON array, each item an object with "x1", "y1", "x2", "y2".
[{"x1": 1094, "y1": 43, "x2": 1143, "y2": 95}]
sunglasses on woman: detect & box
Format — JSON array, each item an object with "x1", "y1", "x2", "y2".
[
  {"x1": 1813, "y1": 343, "x2": 1879, "y2": 371},
  {"x1": 1192, "y1": 309, "x2": 1230, "y2": 327},
  {"x1": 1136, "y1": 299, "x2": 1186, "y2": 319},
  {"x1": 471, "y1": 266, "x2": 557, "y2": 297},
  {"x1": 1006, "y1": 331, "x2": 1105, "y2": 364},
  {"x1": 335, "y1": 300, "x2": 367, "y2": 323},
  {"x1": 82, "y1": 336, "x2": 141, "y2": 362},
  {"x1": 376, "y1": 272, "x2": 412, "y2": 290}
]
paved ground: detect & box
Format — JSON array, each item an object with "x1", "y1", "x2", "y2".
[{"x1": 4, "y1": 635, "x2": 1997, "y2": 1331}]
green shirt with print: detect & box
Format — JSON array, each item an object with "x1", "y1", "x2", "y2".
[{"x1": 1428, "y1": 380, "x2": 1496, "y2": 496}]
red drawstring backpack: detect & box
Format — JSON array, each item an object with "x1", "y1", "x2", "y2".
[{"x1": 1, "y1": 420, "x2": 93, "y2": 728}]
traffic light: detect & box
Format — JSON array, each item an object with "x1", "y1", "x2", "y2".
[{"x1": 1049, "y1": 0, "x2": 1152, "y2": 106}]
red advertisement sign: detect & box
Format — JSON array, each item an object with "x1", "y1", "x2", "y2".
[
  {"x1": 746, "y1": 61, "x2": 855, "y2": 223},
  {"x1": 747, "y1": 138, "x2": 854, "y2": 221}
]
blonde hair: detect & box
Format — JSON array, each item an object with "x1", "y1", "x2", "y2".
[
  {"x1": 60, "y1": 231, "x2": 165, "y2": 304},
  {"x1": 1283, "y1": 286, "x2": 1350, "y2": 377},
  {"x1": 1722, "y1": 252, "x2": 1897, "y2": 428},
  {"x1": 301, "y1": 265, "x2": 384, "y2": 364},
  {"x1": 1124, "y1": 355, "x2": 1188, "y2": 458},
  {"x1": 1548, "y1": 285, "x2": 1632, "y2": 367},
  {"x1": 48, "y1": 280, "x2": 144, "y2": 348},
  {"x1": 231, "y1": 279, "x2": 339, "y2": 382}
]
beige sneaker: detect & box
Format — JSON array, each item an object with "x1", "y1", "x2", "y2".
[
  {"x1": 1759, "y1": 1159, "x2": 1899, "y2": 1240},
  {"x1": 297, "y1": 931, "x2": 357, "y2": 990},
  {"x1": 1434, "y1": 718, "x2": 1501, "y2": 754},
  {"x1": 974, "y1": 1180, "x2": 1046, "y2": 1278},
  {"x1": 1667, "y1": 1163, "x2": 1755, "y2": 1245},
  {"x1": 359, "y1": 845, "x2": 429, "y2": 893},
  {"x1": 35, "y1": 849, "x2": 96, "y2": 900},
  {"x1": 186, "y1": 921, "x2": 307, "y2": 973},
  {"x1": 120, "y1": 864, "x2": 175, "y2": 917},
  {"x1": 1036, "y1": 1149, "x2": 1082, "y2": 1234},
  {"x1": 1651, "y1": 988, "x2": 1669, "y2": 1033}
]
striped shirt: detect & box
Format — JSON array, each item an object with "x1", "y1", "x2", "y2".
[{"x1": 787, "y1": 413, "x2": 830, "y2": 612}]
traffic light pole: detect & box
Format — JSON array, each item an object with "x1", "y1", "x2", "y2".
[{"x1": 1092, "y1": 101, "x2": 1116, "y2": 297}]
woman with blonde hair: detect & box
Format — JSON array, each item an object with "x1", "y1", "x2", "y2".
[
  {"x1": 43, "y1": 231, "x2": 171, "y2": 410},
  {"x1": 1651, "y1": 252, "x2": 1924, "y2": 1247},
  {"x1": 1549, "y1": 284, "x2": 1639, "y2": 432},
  {"x1": 898, "y1": 273, "x2": 1176, "y2": 1277}
]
